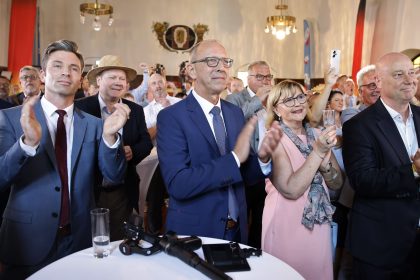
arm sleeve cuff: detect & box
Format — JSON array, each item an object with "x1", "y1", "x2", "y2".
[
  {"x1": 259, "y1": 158, "x2": 272, "y2": 175},
  {"x1": 231, "y1": 151, "x2": 240, "y2": 167},
  {"x1": 19, "y1": 135, "x2": 38, "y2": 156},
  {"x1": 103, "y1": 133, "x2": 121, "y2": 149}
]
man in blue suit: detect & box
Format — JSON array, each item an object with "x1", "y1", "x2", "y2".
[
  {"x1": 0, "y1": 40, "x2": 128, "y2": 279},
  {"x1": 157, "y1": 40, "x2": 281, "y2": 243}
]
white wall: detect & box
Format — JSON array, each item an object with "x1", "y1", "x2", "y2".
[
  {"x1": 0, "y1": 0, "x2": 418, "y2": 79},
  {"x1": 35, "y1": 0, "x2": 359, "y2": 78},
  {"x1": 370, "y1": 0, "x2": 420, "y2": 63},
  {"x1": 0, "y1": 0, "x2": 11, "y2": 68}
]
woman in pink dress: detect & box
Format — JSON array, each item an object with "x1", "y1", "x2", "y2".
[{"x1": 261, "y1": 80, "x2": 343, "y2": 280}]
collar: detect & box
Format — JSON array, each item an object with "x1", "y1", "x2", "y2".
[
  {"x1": 98, "y1": 94, "x2": 121, "y2": 114},
  {"x1": 191, "y1": 89, "x2": 221, "y2": 115},
  {"x1": 380, "y1": 98, "x2": 413, "y2": 121},
  {"x1": 246, "y1": 86, "x2": 256, "y2": 98},
  {"x1": 41, "y1": 96, "x2": 74, "y2": 119}
]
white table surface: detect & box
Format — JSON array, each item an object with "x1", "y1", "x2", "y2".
[{"x1": 29, "y1": 237, "x2": 303, "y2": 280}]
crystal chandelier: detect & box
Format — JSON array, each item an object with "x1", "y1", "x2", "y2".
[
  {"x1": 80, "y1": 0, "x2": 114, "y2": 31},
  {"x1": 265, "y1": 0, "x2": 297, "y2": 40}
]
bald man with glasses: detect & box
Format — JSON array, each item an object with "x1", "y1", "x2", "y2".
[{"x1": 156, "y1": 40, "x2": 281, "y2": 243}]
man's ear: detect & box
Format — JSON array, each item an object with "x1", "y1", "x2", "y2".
[
  {"x1": 186, "y1": 63, "x2": 197, "y2": 80},
  {"x1": 39, "y1": 69, "x2": 46, "y2": 83}
]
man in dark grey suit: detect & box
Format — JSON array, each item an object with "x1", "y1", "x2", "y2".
[
  {"x1": 343, "y1": 52, "x2": 420, "y2": 279},
  {"x1": 225, "y1": 61, "x2": 272, "y2": 248}
]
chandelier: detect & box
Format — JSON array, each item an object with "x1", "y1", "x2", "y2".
[
  {"x1": 80, "y1": 0, "x2": 114, "y2": 31},
  {"x1": 265, "y1": 0, "x2": 297, "y2": 40}
]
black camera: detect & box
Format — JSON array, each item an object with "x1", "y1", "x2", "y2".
[
  {"x1": 119, "y1": 215, "x2": 232, "y2": 280},
  {"x1": 155, "y1": 63, "x2": 165, "y2": 75}
]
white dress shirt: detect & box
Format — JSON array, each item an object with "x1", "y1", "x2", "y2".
[{"x1": 143, "y1": 95, "x2": 181, "y2": 128}]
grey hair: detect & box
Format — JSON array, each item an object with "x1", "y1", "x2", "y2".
[{"x1": 356, "y1": 65, "x2": 376, "y2": 88}]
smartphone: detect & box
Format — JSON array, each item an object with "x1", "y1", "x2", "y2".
[{"x1": 330, "y1": 49, "x2": 341, "y2": 74}]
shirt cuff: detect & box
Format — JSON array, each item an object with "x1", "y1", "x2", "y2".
[
  {"x1": 259, "y1": 158, "x2": 272, "y2": 175},
  {"x1": 19, "y1": 135, "x2": 38, "y2": 156},
  {"x1": 103, "y1": 133, "x2": 121, "y2": 149},
  {"x1": 231, "y1": 151, "x2": 240, "y2": 167}
]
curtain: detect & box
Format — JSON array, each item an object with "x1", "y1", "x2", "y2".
[
  {"x1": 351, "y1": 0, "x2": 366, "y2": 82},
  {"x1": 8, "y1": 0, "x2": 37, "y2": 87}
]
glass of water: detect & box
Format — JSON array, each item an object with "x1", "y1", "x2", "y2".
[
  {"x1": 322, "y1": 109, "x2": 336, "y2": 128},
  {"x1": 90, "y1": 208, "x2": 110, "y2": 258}
]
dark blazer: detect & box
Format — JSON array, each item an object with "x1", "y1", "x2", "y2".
[
  {"x1": 0, "y1": 99, "x2": 13, "y2": 109},
  {"x1": 342, "y1": 99, "x2": 420, "y2": 268},
  {"x1": 156, "y1": 93, "x2": 265, "y2": 243},
  {"x1": 76, "y1": 95, "x2": 153, "y2": 210},
  {"x1": 0, "y1": 101, "x2": 126, "y2": 266}
]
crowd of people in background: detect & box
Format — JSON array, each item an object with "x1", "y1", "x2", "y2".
[{"x1": 0, "y1": 38, "x2": 419, "y2": 280}]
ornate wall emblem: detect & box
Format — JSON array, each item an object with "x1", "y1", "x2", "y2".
[{"x1": 152, "y1": 22, "x2": 209, "y2": 53}]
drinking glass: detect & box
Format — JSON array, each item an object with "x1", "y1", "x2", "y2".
[
  {"x1": 322, "y1": 109, "x2": 336, "y2": 128},
  {"x1": 90, "y1": 208, "x2": 110, "y2": 258}
]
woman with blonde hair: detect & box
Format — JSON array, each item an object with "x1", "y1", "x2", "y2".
[{"x1": 261, "y1": 80, "x2": 343, "y2": 280}]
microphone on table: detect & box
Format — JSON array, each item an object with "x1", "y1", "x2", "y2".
[
  {"x1": 119, "y1": 215, "x2": 232, "y2": 280},
  {"x1": 159, "y1": 232, "x2": 232, "y2": 280}
]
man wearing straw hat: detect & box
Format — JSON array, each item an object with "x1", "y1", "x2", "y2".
[{"x1": 76, "y1": 55, "x2": 153, "y2": 240}]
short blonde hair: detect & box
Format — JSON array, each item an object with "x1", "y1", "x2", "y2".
[{"x1": 266, "y1": 80, "x2": 305, "y2": 128}]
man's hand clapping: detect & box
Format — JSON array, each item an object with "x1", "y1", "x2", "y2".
[
  {"x1": 103, "y1": 103, "x2": 131, "y2": 145},
  {"x1": 20, "y1": 96, "x2": 42, "y2": 147}
]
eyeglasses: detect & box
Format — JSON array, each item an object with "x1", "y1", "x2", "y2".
[
  {"x1": 249, "y1": 74, "x2": 274, "y2": 81},
  {"x1": 191, "y1": 57, "x2": 234, "y2": 68},
  {"x1": 278, "y1": 93, "x2": 307, "y2": 107},
  {"x1": 359, "y1": 82, "x2": 377, "y2": 91},
  {"x1": 20, "y1": 75, "x2": 38, "y2": 81}
]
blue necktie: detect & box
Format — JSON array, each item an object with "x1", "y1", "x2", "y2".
[{"x1": 210, "y1": 106, "x2": 239, "y2": 221}]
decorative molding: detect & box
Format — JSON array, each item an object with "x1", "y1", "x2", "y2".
[{"x1": 152, "y1": 22, "x2": 209, "y2": 53}]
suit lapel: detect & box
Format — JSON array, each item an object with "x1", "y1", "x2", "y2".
[
  {"x1": 70, "y1": 107, "x2": 88, "y2": 176},
  {"x1": 374, "y1": 101, "x2": 411, "y2": 163},
  {"x1": 121, "y1": 99, "x2": 131, "y2": 145},
  {"x1": 186, "y1": 94, "x2": 220, "y2": 155},
  {"x1": 411, "y1": 104, "x2": 420, "y2": 142}
]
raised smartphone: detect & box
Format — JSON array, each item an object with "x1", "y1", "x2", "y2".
[{"x1": 330, "y1": 49, "x2": 341, "y2": 73}]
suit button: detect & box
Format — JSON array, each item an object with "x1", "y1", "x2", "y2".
[
  {"x1": 55, "y1": 186, "x2": 60, "y2": 192},
  {"x1": 52, "y1": 212, "x2": 58, "y2": 218}
]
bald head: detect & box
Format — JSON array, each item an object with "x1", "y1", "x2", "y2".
[
  {"x1": 375, "y1": 52, "x2": 416, "y2": 109},
  {"x1": 189, "y1": 40, "x2": 225, "y2": 62},
  {"x1": 148, "y1": 73, "x2": 167, "y2": 100}
]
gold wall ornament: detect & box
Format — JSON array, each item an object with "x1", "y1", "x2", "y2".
[
  {"x1": 152, "y1": 22, "x2": 209, "y2": 53},
  {"x1": 193, "y1": 23, "x2": 209, "y2": 43},
  {"x1": 152, "y1": 22, "x2": 170, "y2": 51}
]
